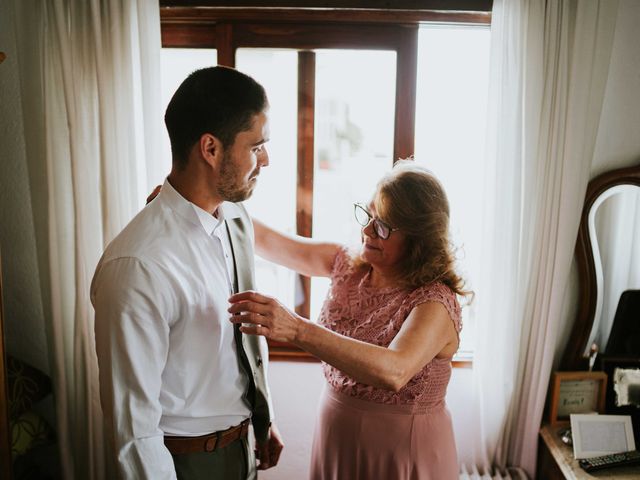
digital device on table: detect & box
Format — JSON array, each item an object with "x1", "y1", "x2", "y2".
[{"x1": 570, "y1": 414, "x2": 636, "y2": 461}]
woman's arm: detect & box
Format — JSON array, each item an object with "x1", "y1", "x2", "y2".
[
  {"x1": 228, "y1": 291, "x2": 459, "y2": 391},
  {"x1": 253, "y1": 218, "x2": 340, "y2": 278}
]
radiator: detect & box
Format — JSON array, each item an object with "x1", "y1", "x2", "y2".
[{"x1": 459, "y1": 465, "x2": 530, "y2": 480}]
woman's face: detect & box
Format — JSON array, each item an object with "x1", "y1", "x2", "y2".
[{"x1": 360, "y1": 202, "x2": 407, "y2": 274}]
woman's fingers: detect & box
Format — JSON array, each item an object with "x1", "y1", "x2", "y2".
[
  {"x1": 229, "y1": 311, "x2": 267, "y2": 326},
  {"x1": 228, "y1": 290, "x2": 298, "y2": 343},
  {"x1": 229, "y1": 290, "x2": 271, "y2": 304},
  {"x1": 146, "y1": 185, "x2": 162, "y2": 204},
  {"x1": 228, "y1": 299, "x2": 270, "y2": 316},
  {"x1": 239, "y1": 324, "x2": 272, "y2": 337}
]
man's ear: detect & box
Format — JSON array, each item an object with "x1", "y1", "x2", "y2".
[{"x1": 199, "y1": 133, "x2": 223, "y2": 168}]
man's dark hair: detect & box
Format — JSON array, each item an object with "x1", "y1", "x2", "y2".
[{"x1": 164, "y1": 66, "x2": 268, "y2": 169}]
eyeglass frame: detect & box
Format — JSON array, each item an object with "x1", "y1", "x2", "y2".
[{"x1": 353, "y1": 203, "x2": 400, "y2": 240}]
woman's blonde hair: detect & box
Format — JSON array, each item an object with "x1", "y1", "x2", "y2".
[{"x1": 356, "y1": 159, "x2": 471, "y2": 298}]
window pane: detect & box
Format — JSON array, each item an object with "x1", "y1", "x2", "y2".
[
  {"x1": 414, "y1": 26, "x2": 491, "y2": 354},
  {"x1": 311, "y1": 50, "x2": 397, "y2": 321},
  {"x1": 159, "y1": 48, "x2": 217, "y2": 187},
  {"x1": 236, "y1": 49, "x2": 299, "y2": 309}
]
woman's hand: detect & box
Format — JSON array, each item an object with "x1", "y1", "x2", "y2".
[
  {"x1": 146, "y1": 185, "x2": 161, "y2": 204},
  {"x1": 228, "y1": 291, "x2": 306, "y2": 343}
]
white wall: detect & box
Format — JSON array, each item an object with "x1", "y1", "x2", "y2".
[
  {"x1": 260, "y1": 362, "x2": 323, "y2": 480},
  {"x1": 591, "y1": 0, "x2": 640, "y2": 177},
  {"x1": 262, "y1": 361, "x2": 474, "y2": 479}
]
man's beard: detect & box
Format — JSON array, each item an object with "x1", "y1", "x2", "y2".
[{"x1": 218, "y1": 151, "x2": 259, "y2": 203}]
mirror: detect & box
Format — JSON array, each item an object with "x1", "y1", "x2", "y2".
[{"x1": 561, "y1": 163, "x2": 640, "y2": 370}]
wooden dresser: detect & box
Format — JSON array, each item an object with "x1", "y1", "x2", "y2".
[{"x1": 537, "y1": 424, "x2": 640, "y2": 479}]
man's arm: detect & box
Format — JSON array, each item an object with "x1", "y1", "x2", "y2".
[{"x1": 92, "y1": 257, "x2": 176, "y2": 479}]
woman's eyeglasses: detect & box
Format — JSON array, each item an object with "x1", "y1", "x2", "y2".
[{"x1": 353, "y1": 203, "x2": 399, "y2": 240}]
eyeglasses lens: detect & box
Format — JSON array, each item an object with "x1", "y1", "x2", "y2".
[
  {"x1": 354, "y1": 204, "x2": 391, "y2": 240},
  {"x1": 374, "y1": 222, "x2": 390, "y2": 239},
  {"x1": 354, "y1": 204, "x2": 370, "y2": 226}
]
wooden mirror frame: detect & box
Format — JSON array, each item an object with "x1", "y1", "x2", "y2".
[
  {"x1": 560, "y1": 163, "x2": 640, "y2": 371},
  {"x1": 0, "y1": 253, "x2": 11, "y2": 478}
]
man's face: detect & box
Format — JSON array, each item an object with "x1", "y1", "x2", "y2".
[{"x1": 217, "y1": 111, "x2": 270, "y2": 203}]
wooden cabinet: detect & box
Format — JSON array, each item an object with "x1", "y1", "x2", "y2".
[{"x1": 537, "y1": 424, "x2": 640, "y2": 479}]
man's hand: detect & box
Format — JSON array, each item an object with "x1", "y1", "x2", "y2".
[{"x1": 255, "y1": 422, "x2": 284, "y2": 470}]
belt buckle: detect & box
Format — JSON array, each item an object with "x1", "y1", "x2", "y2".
[{"x1": 204, "y1": 432, "x2": 221, "y2": 453}]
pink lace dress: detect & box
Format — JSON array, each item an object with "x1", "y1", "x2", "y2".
[{"x1": 309, "y1": 247, "x2": 462, "y2": 480}]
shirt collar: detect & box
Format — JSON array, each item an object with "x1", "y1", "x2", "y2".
[
  {"x1": 192, "y1": 203, "x2": 223, "y2": 236},
  {"x1": 159, "y1": 179, "x2": 243, "y2": 236}
]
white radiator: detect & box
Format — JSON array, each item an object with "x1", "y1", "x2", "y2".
[{"x1": 459, "y1": 465, "x2": 529, "y2": 480}]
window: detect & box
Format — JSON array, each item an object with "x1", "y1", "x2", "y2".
[
  {"x1": 414, "y1": 25, "x2": 491, "y2": 356},
  {"x1": 160, "y1": 5, "x2": 492, "y2": 362}
]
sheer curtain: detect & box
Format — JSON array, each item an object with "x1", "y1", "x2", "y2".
[
  {"x1": 466, "y1": 0, "x2": 619, "y2": 477},
  {"x1": 39, "y1": 1, "x2": 162, "y2": 478}
]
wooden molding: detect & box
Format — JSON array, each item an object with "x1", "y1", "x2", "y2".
[
  {"x1": 294, "y1": 51, "x2": 315, "y2": 321},
  {"x1": 393, "y1": 25, "x2": 418, "y2": 161},
  {"x1": 160, "y1": 1, "x2": 493, "y2": 12},
  {"x1": 160, "y1": 7, "x2": 491, "y2": 26}
]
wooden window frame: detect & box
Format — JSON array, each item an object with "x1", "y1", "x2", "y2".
[{"x1": 160, "y1": 5, "x2": 489, "y2": 365}]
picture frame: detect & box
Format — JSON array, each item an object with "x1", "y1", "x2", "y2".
[
  {"x1": 547, "y1": 371, "x2": 607, "y2": 426},
  {"x1": 570, "y1": 414, "x2": 636, "y2": 459},
  {"x1": 599, "y1": 356, "x2": 640, "y2": 440}
]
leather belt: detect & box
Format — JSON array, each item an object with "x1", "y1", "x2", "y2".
[{"x1": 164, "y1": 419, "x2": 250, "y2": 455}]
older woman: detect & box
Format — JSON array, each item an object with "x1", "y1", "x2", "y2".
[{"x1": 228, "y1": 160, "x2": 470, "y2": 480}]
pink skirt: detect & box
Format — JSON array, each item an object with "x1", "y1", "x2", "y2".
[{"x1": 309, "y1": 387, "x2": 458, "y2": 480}]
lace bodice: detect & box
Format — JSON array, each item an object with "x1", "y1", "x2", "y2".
[{"x1": 317, "y1": 247, "x2": 462, "y2": 406}]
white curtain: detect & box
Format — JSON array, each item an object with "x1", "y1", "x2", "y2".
[
  {"x1": 467, "y1": 0, "x2": 619, "y2": 477},
  {"x1": 37, "y1": 1, "x2": 162, "y2": 478}
]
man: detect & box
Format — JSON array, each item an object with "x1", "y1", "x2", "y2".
[{"x1": 91, "y1": 66, "x2": 283, "y2": 479}]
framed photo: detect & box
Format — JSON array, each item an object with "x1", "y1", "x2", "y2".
[
  {"x1": 570, "y1": 414, "x2": 636, "y2": 459},
  {"x1": 547, "y1": 371, "x2": 607, "y2": 426},
  {"x1": 599, "y1": 356, "x2": 640, "y2": 440}
]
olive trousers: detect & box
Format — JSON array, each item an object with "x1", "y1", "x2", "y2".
[{"x1": 172, "y1": 437, "x2": 256, "y2": 480}]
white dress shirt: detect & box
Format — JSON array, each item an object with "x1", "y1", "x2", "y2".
[{"x1": 91, "y1": 179, "x2": 251, "y2": 479}]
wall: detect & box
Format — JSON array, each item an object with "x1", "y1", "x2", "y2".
[
  {"x1": 591, "y1": 0, "x2": 640, "y2": 176},
  {"x1": 262, "y1": 361, "x2": 474, "y2": 479}
]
